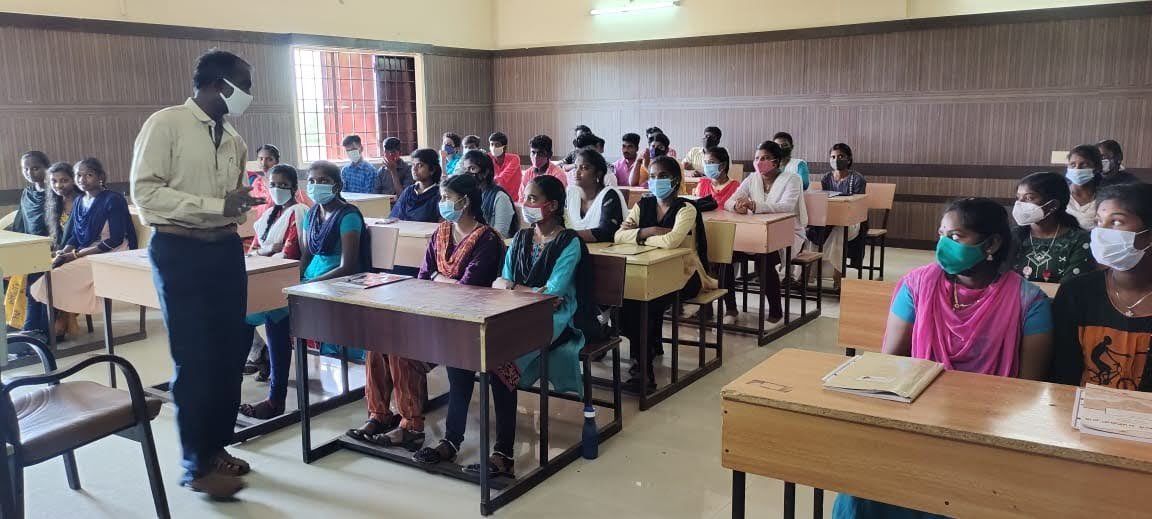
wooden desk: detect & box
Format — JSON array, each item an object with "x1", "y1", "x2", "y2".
[
  {"x1": 367, "y1": 219, "x2": 437, "y2": 270},
  {"x1": 723, "y1": 349, "x2": 1152, "y2": 518},
  {"x1": 702, "y1": 212, "x2": 813, "y2": 345},
  {"x1": 343, "y1": 192, "x2": 394, "y2": 218},
  {"x1": 128, "y1": 206, "x2": 257, "y2": 248},
  {"x1": 0, "y1": 231, "x2": 54, "y2": 369},
  {"x1": 286, "y1": 279, "x2": 562, "y2": 516},
  {"x1": 804, "y1": 193, "x2": 869, "y2": 278},
  {"x1": 586, "y1": 243, "x2": 698, "y2": 410}
]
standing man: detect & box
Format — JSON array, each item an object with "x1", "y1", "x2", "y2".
[
  {"x1": 130, "y1": 49, "x2": 264, "y2": 499},
  {"x1": 340, "y1": 134, "x2": 376, "y2": 194},
  {"x1": 376, "y1": 137, "x2": 413, "y2": 195}
]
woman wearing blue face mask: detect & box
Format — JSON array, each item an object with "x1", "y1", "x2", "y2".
[
  {"x1": 1051, "y1": 183, "x2": 1152, "y2": 391},
  {"x1": 1065, "y1": 144, "x2": 1104, "y2": 230},
  {"x1": 440, "y1": 132, "x2": 462, "y2": 176},
  {"x1": 837, "y1": 198, "x2": 1054, "y2": 519},
  {"x1": 615, "y1": 156, "x2": 718, "y2": 392}
]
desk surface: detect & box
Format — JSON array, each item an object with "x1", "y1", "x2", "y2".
[
  {"x1": 724, "y1": 349, "x2": 1152, "y2": 474},
  {"x1": 344, "y1": 193, "x2": 395, "y2": 201},
  {"x1": 88, "y1": 249, "x2": 297, "y2": 275},
  {"x1": 367, "y1": 219, "x2": 439, "y2": 238},
  {"x1": 826, "y1": 194, "x2": 868, "y2": 203},
  {"x1": 585, "y1": 242, "x2": 691, "y2": 266},
  {"x1": 284, "y1": 278, "x2": 552, "y2": 324},
  {"x1": 703, "y1": 210, "x2": 793, "y2": 225},
  {"x1": 0, "y1": 230, "x2": 51, "y2": 249}
]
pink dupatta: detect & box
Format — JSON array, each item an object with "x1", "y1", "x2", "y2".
[{"x1": 900, "y1": 263, "x2": 1024, "y2": 377}]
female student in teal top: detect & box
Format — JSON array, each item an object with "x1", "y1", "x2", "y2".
[{"x1": 414, "y1": 175, "x2": 588, "y2": 478}]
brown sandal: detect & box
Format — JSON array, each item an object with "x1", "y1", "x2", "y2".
[
  {"x1": 413, "y1": 439, "x2": 458, "y2": 465},
  {"x1": 238, "y1": 399, "x2": 285, "y2": 420},
  {"x1": 464, "y1": 452, "x2": 515, "y2": 479},
  {"x1": 367, "y1": 427, "x2": 425, "y2": 452}
]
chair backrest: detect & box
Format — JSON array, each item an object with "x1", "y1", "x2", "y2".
[
  {"x1": 589, "y1": 253, "x2": 626, "y2": 308},
  {"x1": 702, "y1": 220, "x2": 736, "y2": 265},
  {"x1": 866, "y1": 183, "x2": 896, "y2": 210},
  {"x1": 804, "y1": 192, "x2": 829, "y2": 227},
  {"x1": 730, "y1": 163, "x2": 745, "y2": 182},
  {"x1": 838, "y1": 278, "x2": 898, "y2": 353}
]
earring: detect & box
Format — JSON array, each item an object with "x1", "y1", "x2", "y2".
[{"x1": 986, "y1": 253, "x2": 994, "y2": 261}]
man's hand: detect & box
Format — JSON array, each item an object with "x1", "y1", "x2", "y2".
[{"x1": 224, "y1": 186, "x2": 264, "y2": 217}]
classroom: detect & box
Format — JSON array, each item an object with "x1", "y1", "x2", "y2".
[{"x1": 0, "y1": 0, "x2": 1149, "y2": 517}]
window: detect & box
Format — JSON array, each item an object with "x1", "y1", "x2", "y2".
[{"x1": 293, "y1": 48, "x2": 419, "y2": 163}]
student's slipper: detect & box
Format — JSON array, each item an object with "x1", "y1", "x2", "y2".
[
  {"x1": 346, "y1": 416, "x2": 401, "y2": 442},
  {"x1": 366, "y1": 428, "x2": 425, "y2": 452},
  {"x1": 414, "y1": 439, "x2": 458, "y2": 465},
  {"x1": 463, "y1": 453, "x2": 515, "y2": 479},
  {"x1": 238, "y1": 400, "x2": 285, "y2": 420}
]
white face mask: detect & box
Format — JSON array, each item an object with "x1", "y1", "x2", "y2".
[
  {"x1": 270, "y1": 187, "x2": 293, "y2": 206},
  {"x1": 522, "y1": 205, "x2": 543, "y2": 225},
  {"x1": 491, "y1": 146, "x2": 505, "y2": 157},
  {"x1": 347, "y1": 149, "x2": 362, "y2": 163},
  {"x1": 1091, "y1": 227, "x2": 1151, "y2": 271},
  {"x1": 1102, "y1": 159, "x2": 1113, "y2": 172},
  {"x1": 1012, "y1": 200, "x2": 1051, "y2": 226},
  {"x1": 219, "y1": 78, "x2": 253, "y2": 117}
]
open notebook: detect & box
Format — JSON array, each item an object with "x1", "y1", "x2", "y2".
[
  {"x1": 822, "y1": 352, "x2": 944, "y2": 403},
  {"x1": 1073, "y1": 384, "x2": 1152, "y2": 444},
  {"x1": 599, "y1": 244, "x2": 657, "y2": 256},
  {"x1": 330, "y1": 273, "x2": 411, "y2": 290}
]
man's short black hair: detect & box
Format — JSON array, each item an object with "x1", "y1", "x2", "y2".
[
  {"x1": 574, "y1": 133, "x2": 601, "y2": 149},
  {"x1": 622, "y1": 133, "x2": 641, "y2": 146},
  {"x1": 342, "y1": 135, "x2": 362, "y2": 147},
  {"x1": 529, "y1": 134, "x2": 553, "y2": 155},
  {"x1": 575, "y1": 125, "x2": 591, "y2": 134},
  {"x1": 382, "y1": 137, "x2": 402, "y2": 151},
  {"x1": 705, "y1": 126, "x2": 722, "y2": 138},
  {"x1": 193, "y1": 49, "x2": 250, "y2": 90}
]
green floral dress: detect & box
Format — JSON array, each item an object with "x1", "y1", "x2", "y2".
[{"x1": 1012, "y1": 227, "x2": 1093, "y2": 283}]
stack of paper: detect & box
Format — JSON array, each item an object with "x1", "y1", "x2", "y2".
[{"x1": 1073, "y1": 384, "x2": 1152, "y2": 443}]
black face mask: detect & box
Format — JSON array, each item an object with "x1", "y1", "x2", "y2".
[
  {"x1": 831, "y1": 159, "x2": 851, "y2": 171},
  {"x1": 703, "y1": 137, "x2": 719, "y2": 149},
  {"x1": 651, "y1": 146, "x2": 667, "y2": 157}
]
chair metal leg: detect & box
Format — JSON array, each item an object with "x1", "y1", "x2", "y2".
[
  {"x1": 85, "y1": 315, "x2": 94, "y2": 334},
  {"x1": 867, "y1": 239, "x2": 877, "y2": 281},
  {"x1": 62, "y1": 451, "x2": 80, "y2": 490},
  {"x1": 582, "y1": 356, "x2": 593, "y2": 407},
  {"x1": 879, "y1": 236, "x2": 887, "y2": 280},
  {"x1": 611, "y1": 346, "x2": 622, "y2": 424},
  {"x1": 137, "y1": 422, "x2": 171, "y2": 519},
  {"x1": 11, "y1": 460, "x2": 24, "y2": 519}
]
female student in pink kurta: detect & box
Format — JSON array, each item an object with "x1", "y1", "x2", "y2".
[{"x1": 692, "y1": 147, "x2": 741, "y2": 324}]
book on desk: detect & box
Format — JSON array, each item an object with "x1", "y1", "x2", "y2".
[
  {"x1": 821, "y1": 352, "x2": 944, "y2": 403},
  {"x1": 599, "y1": 243, "x2": 657, "y2": 256},
  {"x1": 331, "y1": 273, "x2": 411, "y2": 290},
  {"x1": 1074, "y1": 384, "x2": 1152, "y2": 444}
]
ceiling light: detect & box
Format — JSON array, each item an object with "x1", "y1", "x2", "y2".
[{"x1": 590, "y1": 1, "x2": 680, "y2": 16}]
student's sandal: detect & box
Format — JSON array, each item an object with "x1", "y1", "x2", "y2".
[
  {"x1": 463, "y1": 452, "x2": 515, "y2": 479},
  {"x1": 413, "y1": 439, "x2": 458, "y2": 464}
]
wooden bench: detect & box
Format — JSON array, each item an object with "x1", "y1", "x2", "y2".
[{"x1": 580, "y1": 253, "x2": 627, "y2": 436}]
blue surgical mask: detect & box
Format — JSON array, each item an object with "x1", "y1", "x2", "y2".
[
  {"x1": 648, "y1": 177, "x2": 675, "y2": 199},
  {"x1": 306, "y1": 183, "x2": 335, "y2": 205},
  {"x1": 438, "y1": 199, "x2": 463, "y2": 222},
  {"x1": 1066, "y1": 168, "x2": 1095, "y2": 186},
  {"x1": 443, "y1": 144, "x2": 456, "y2": 156},
  {"x1": 703, "y1": 163, "x2": 722, "y2": 180}
]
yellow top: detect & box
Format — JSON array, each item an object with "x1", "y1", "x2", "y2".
[
  {"x1": 614, "y1": 202, "x2": 717, "y2": 289},
  {"x1": 129, "y1": 98, "x2": 247, "y2": 229}
]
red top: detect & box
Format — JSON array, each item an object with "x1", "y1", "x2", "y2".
[
  {"x1": 491, "y1": 153, "x2": 522, "y2": 196},
  {"x1": 694, "y1": 177, "x2": 740, "y2": 208}
]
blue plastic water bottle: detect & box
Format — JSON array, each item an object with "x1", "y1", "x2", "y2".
[{"x1": 581, "y1": 405, "x2": 598, "y2": 459}]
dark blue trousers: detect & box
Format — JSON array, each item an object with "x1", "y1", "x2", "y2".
[
  {"x1": 23, "y1": 272, "x2": 48, "y2": 333},
  {"x1": 149, "y1": 232, "x2": 248, "y2": 481},
  {"x1": 263, "y1": 314, "x2": 292, "y2": 403}
]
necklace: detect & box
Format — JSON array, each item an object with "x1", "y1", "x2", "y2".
[
  {"x1": 1110, "y1": 271, "x2": 1152, "y2": 317},
  {"x1": 1028, "y1": 224, "x2": 1060, "y2": 251},
  {"x1": 951, "y1": 281, "x2": 984, "y2": 310}
]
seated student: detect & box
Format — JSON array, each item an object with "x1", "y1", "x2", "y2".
[
  {"x1": 237, "y1": 165, "x2": 311, "y2": 414},
  {"x1": 682, "y1": 126, "x2": 721, "y2": 174},
  {"x1": 694, "y1": 147, "x2": 741, "y2": 324},
  {"x1": 376, "y1": 137, "x2": 414, "y2": 196},
  {"x1": 612, "y1": 133, "x2": 645, "y2": 187},
  {"x1": 817, "y1": 143, "x2": 868, "y2": 286},
  {"x1": 489, "y1": 131, "x2": 521, "y2": 195},
  {"x1": 616, "y1": 156, "x2": 717, "y2": 391},
  {"x1": 415, "y1": 175, "x2": 588, "y2": 477},
  {"x1": 566, "y1": 148, "x2": 625, "y2": 242},
  {"x1": 837, "y1": 198, "x2": 1054, "y2": 519},
  {"x1": 462, "y1": 134, "x2": 482, "y2": 153},
  {"x1": 441, "y1": 132, "x2": 463, "y2": 176},
  {"x1": 1050, "y1": 183, "x2": 1152, "y2": 390},
  {"x1": 1011, "y1": 172, "x2": 1093, "y2": 284},
  {"x1": 459, "y1": 149, "x2": 517, "y2": 238},
  {"x1": 340, "y1": 135, "x2": 377, "y2": 194},
  {"x1": 518, "y1": 134, "x2": 567, "y2": 203},
  {"x1": 390, "y1": 148, "x2": 443, "y2": 223},
  {"x1": 6, "y1": 151, "x2": 51, "y2": 338},
  {"x1": 32, "y1": 158, "x2": 137, "y2": 317},
  {"x1": 773, "y1": 132, "x2": 810, "y2": 190},
  {"x1": 561, "y1": 124, "x2": 593, "y2": 167},
  {"x1": 726, "y1": 141, "x2": 808, "y2": 323},
  {"x1": 247, "y1": 144, "x2": 278, "y2": 215},
  {"x1": 630, "y1": 133, "x2": 671, "y2": 187},
  {"x1": 1066, "y1": 144, "x2": 1104, "y2": 230},
  {"x1": 42, "y1": 162, "x2": 83, "y2": 338},
  {"x1": 645, "y1": 126, "x2": 677, "y2": 157},
  {"x1": 1097, "y1": 139, "x2": 1138, "y2": 188}
]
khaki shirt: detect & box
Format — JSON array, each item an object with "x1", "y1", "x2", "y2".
[{"x1": 130, "y1": 98, "x2": 247, "y2": 229}]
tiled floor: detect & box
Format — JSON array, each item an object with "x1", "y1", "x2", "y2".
[{"x1": 11, "y1": 248, "x2": 933, "y2": 519}]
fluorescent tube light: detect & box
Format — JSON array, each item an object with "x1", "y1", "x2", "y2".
[{"x1": 590, "y1": 1, "x2": 680, "y2": 16}]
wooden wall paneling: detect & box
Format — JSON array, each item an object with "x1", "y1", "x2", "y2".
[{"x1": 422, "y1": 54, "x2": 493, "y2": 147}]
